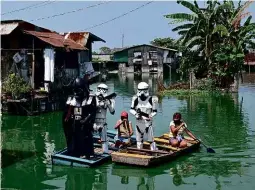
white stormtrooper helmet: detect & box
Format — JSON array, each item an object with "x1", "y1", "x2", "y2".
[
  {"x1": 137, "y1": 82, "x2": 149, "y2": 101},
  {"x1": 96, "y1": 83, "x2": 108, "y2": 97}
]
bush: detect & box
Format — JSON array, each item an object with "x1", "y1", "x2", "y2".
[
  {"x1": 193, "y1": 78, "x2": 217, "y2": 91},
  {"x1": 2, "y1": 74, "x2": 31, "y2": 99}
]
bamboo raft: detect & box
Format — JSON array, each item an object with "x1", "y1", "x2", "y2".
[{"x1": 111, "y1": 133, "x2": 201, "y2": 167}]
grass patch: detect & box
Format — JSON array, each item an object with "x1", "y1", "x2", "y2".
[{"x1": 158, "y1": 89, "x2": 221, "y2": 97}]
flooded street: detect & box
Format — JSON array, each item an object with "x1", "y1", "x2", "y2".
[{"x1": 1, "y1": 73, "x2": 255, "y2": 190}]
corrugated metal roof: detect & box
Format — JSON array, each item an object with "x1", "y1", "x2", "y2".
[
  {"x1": 62, "y1": 32, "x2": 105, "y2": 46},
  {"x1": 0, "y1": 23, "x2": 19, "y2": 35},
  {"x1": 114, "y1": 44, "x2": 178, "y2": 54},
  {"x1": 66, "y1": 32, "x2": 90, "y2": 47},
  {"x1": 24, "y1": 30, "x2": 87, "y2": 50}
]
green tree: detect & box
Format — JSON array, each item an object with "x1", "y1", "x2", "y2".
[
  {"x1": 165, "y1": 0, "x2": 255, "y2": 89},
  {"x1": 99, "y1": 46, "x2": 112, "y2": 54},
  {"x1": 150, "y1": 37, "x2": 181, "y2": 50}
]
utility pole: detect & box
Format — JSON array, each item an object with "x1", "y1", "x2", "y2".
[{"x1": 122, "y1": 34, "x2": 124, "y2": 48}]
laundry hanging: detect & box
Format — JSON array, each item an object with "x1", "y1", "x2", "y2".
[{"x1": 44, "y1": 48, "x2": 55, "y2": 82}]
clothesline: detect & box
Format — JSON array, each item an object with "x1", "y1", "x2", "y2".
[{"x1": 1, "y1": 48, "x2": 43, "y2": 51}]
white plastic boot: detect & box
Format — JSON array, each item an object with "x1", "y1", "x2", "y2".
[
  {"x1": 137, "y1": 142, "x2": 143, "y2": 149},
  {"x1": 102, "y1": 142, "x2": 109, "y2": 154},
  {"x1": 150, "y1": 142, "x2": 157, "y2": 151}
]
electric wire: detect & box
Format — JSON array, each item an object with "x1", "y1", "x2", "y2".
[
  {"x1": 1, "y1": 0, "x2": 56, "y2": 16},
  {"x1": 30, "y1": 1, "x2": 111, "y2": 22},
  {"x1": 78, "y1": 1, "x2": 153, "y2": 31}
]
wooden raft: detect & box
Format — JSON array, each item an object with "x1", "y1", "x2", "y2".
[{"x1": 111, "y1": 133, "x2": 201, "y2": 167}]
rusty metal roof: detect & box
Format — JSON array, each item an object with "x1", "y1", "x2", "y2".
[
  {"x1": 23, "y1": 30, "x2": 87, "y2": 50},
  {"x1": 1, "y1": 20, "x2": 54, "y2": 35},
  {"x1": 0, "y1": 23, "x2": 19, "y2": 35},
  {"x1": 62, "y1": 32, "x2": 105, "y2": 46}
]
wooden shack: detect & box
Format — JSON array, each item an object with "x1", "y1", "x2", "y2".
[
  {"x1": 113, "y1": 44, "x2": 178, "y2": 73},
  {"x1": 1, "y1": 20, "x2": 105, "y2": 115}
]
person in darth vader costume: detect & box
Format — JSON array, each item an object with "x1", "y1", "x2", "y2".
[{"x1": 62, "y1": 77, "x2": 97, "y2": 159}]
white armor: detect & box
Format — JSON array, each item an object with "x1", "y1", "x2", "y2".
[
  {"x1": 130, "y1": 82, "x2": 158, "y2": 150},
  {"x1": 93, "y1": 84, "x2": 115, "y2": 153}
]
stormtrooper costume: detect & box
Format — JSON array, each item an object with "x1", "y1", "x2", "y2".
[
  {"x1": 130, "y1": 82, "x2": 158, "y2": 150},
  {"x1": 93, "y1": 83, "x2": 115, "y2": 153}
]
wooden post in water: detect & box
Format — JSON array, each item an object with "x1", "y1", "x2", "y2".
[
  {"x1": 189, "y1": 70, "x2": 192, "y2": 89},
  {"x1": 31, "y1": 37, "x2": 35, "y2": 89},
  {"x1": 169, "y1": 65, "x2": 172, "y2": 85}
]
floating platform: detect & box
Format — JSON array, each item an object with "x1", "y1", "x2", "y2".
[
  {"x1": 51, "y1": 131, "x2": 135, "y2": 168},
  {"x1": 111, "y1": 133, "x2": 201, "y2": 167},
  {"x1": 51, "y1": 146, "x2": 111, "y2": 168}
]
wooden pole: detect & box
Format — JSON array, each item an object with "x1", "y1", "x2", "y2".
[
  {"x1": 189, "y1": 70, "x2": 192, "y2": 89},
  {"x1": 169, "y1": 65, "x2": 172, "y2": 85}
]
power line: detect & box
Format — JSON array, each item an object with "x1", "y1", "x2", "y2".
[
  {"x1": 1, "y1": 0, "x2": 56, "y2": 16},
  {"x1": 30, "y1": 1, "x2": 111, "y2": 22},
  {"x1": 78, "y1": 1, "x2": 153, "y2": 31}
]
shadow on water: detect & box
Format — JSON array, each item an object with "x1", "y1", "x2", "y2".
[
  {"x1": 1, "y1": 149, "x2": 37, "y2": 168},
  {"x1": 44, "y1": 165, "x2": 108, "y2": 190},
  {"x1": 177, "y1": 93, "x2": 249, "y2": 149}
]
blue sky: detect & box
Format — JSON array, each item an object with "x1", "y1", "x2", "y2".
[{"x1": 1, "y1": 0, "x2": 255, "y2": 52}]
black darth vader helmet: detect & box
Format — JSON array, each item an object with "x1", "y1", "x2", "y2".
[{"x1": 73, "y1": 77, "x2": 85, "y2": 99}]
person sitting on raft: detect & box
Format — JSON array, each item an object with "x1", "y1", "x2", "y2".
[
  {"x1": 169, "y1": 112, "x2": 196, "y2": 148},
  {"x1": 114, "y1": 111, "x2": 133, "y2": 148}
]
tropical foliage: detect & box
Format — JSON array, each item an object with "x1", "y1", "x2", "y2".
[
  {"x1": 165, "y1": 0, "x2": 255, "y2": 89},
  {"x1": 150, "y1": 37, "x2": 182, "y2": 50},
  {"x1": 99, "y1": 46, "x2": 112, "y2": 54},
  {"x1": 2, "y1": 73, "x2": 31, "y2": 98}
]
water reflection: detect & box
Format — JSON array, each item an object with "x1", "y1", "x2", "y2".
[
  {"x1": 115, "y1": 72, "x2": 161, "y2": 96},
  {"x1": 1, "y1": 73, "x2": 255, "y2": 190},
  {"x1": 1, "y1": 149, "x2": 36, "y2": 168},
  {"x1": 50, "y1": 166, "x2": 108, "y2": 190},
  {"x1": 111, "y1": 162, "x2": 193, "y2": 189},
  {"x1": 178, "y1": 94, "x2": 249, "y2": 149},
  {"x1": 111, "y1": 165, "x2": 158, "y2": 190},
  {"x1": 1, "y1": 112, "x2": 65, "y2": 167}
]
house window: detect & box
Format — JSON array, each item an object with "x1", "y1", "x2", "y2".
[
  {"x1": 134, "y1": 51, "x2": 142, "y2": 59},
  {"x1": 148, "y1": 51, "x2": 157, "y2": 59}
]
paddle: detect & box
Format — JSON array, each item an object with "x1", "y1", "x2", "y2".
[
  {"x1": 183, "y1": 125, "x2": 216, "y2": 153},
  {"x1": 124, "y1": 119, "x2": 132, "y2": 145}
]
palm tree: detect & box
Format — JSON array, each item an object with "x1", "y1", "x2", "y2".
[
  {"x1": 165, "y1": 0, "x2": 255, "y2": 89},
  {"x1": 165, "y1": 1, "x2": 233, "y2": 73}
]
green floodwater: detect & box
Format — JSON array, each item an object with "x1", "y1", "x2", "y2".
[{"x1": 1, "y1": 73, "x2": 255, "y2": 190}]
